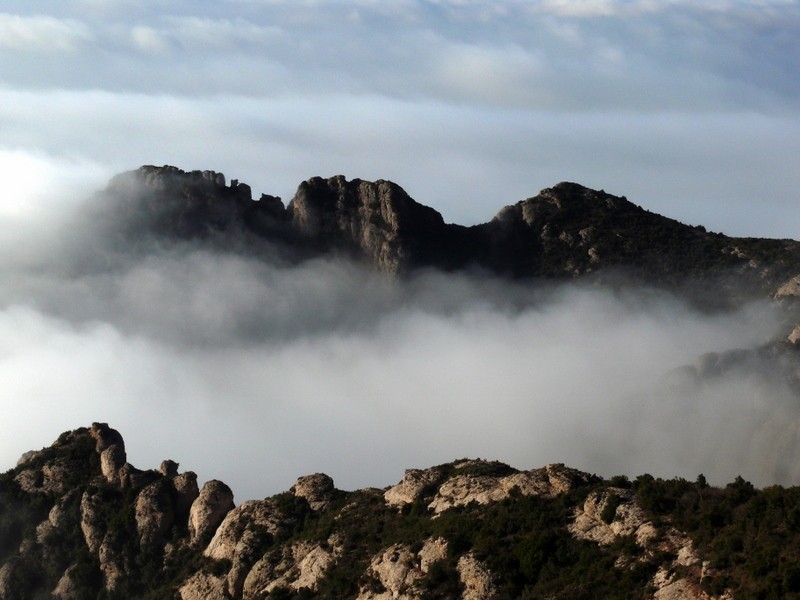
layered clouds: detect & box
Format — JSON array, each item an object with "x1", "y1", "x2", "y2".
[
  {"x1": 0, "y1": 1, "x2": 799, "y2": 233},
  {"x1": 1, "y1": 0, "x2": 800, "y2": 499},
  {"x1": 0, "y1": 191, "x2": 796, "y2": 500}
]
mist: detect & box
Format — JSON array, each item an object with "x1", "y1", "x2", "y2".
[{"x1": 1, "y1": 174, "x2": 798, "y2": 502}]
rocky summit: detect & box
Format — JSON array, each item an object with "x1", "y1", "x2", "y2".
[
  {"x1": 96, "y1": 166, "x2": 800, "y2": 305},
  {"x1": 4, "y1": 425, "x2": 800, "y2": 599}
]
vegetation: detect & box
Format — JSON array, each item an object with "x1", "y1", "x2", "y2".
[{"x1": 7, "y1": 429, "x2": 800, "y2": 598}]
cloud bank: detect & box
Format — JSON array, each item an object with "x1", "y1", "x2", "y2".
[
  {"x1": 1, "y1": 0, "x2": 800, "y2": 500},
  {"x1": 0, "y1": 177, "x2": 796, "y2": 500}
]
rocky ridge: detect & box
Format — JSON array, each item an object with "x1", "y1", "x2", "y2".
[
  {"x1": 5, "y1": 425, "x2": 799, "y2": 599},
  {"x1": 98, "y1": 166, "x2": 800, "y2": 304}
]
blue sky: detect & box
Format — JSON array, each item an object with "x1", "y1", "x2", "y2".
[{"x1": 0, "y1": 0, "x2": 798, "y2": 236}]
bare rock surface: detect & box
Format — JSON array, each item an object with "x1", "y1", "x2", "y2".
[
  {"x1": 290, "y1": 473, "x2": 335, "y2": 511},
  {"x1": 189, "y1": 480, "x2": 235, "y2": 545},
  {"x1": 457, "y1": 553, "x2": 496, "y2": 600}
]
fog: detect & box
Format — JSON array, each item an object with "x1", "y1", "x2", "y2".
[{"x1": 1, "y1": 175, "x2": 798, "y2": 501}]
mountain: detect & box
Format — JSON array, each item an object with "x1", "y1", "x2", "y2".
[
  {"x1": 95, "y1": 165, "x2": 800, "y2": 308},
  {"x1": 3, "y1": 168, "x2": 800, "y2": 599},
  {"x1": 6, "y1": 423, "x2": 800, "y2": 599}
]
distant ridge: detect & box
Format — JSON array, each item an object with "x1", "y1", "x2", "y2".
[{"x1": 97, "y1": 165, "x2": 800, "y2": 305}]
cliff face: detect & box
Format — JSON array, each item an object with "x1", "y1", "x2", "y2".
[
  {"x1": 96, "y1": 166, "x2": 800, "y2": 304},
  {"x1": 3, "y1": 425, "x2": 799, "y2": 599}
]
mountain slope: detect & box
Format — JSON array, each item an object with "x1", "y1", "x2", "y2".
[
  {"x1": 95, "y1": 166, "x2": 800, "y2": 308},
  {"x1": 5, "y1": 425, "x2": 800, "y2": 599}
]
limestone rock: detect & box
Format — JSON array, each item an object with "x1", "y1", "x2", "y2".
[
  {"x1": 51, "y1": 565, "x2": 82, "y2": 600},
  {"x1": 98, "y1": 534, "x2": 126, "y2": 592},
  {"x1": 15, "y1": 450, "x2": 42, "y2": 467},
  {"x1": 457, "y1": 553, "x2": 496, "y2": 600},
  {"x1": 775, "y1": 275, "x2": 800, "y2": 299},
  {"x1": 384, "y1": 468, "x2": 445, "y2": 508},
  {"x1": 89, "y1": 423, "x2": 124, "y2": 453},
  {"x1": 189, "y1": 480, "x2": 234, "y2": 545},
  {"x1": 172, "y1": 471, "x2": 200, "y2": 519},
  {"x1": 428, "y1": 463, "x2": 594, "y2": 513},
  {"x1": 290, "y1": 473, "x2": 335, "y2": 511},
  {"x1": 160, "y1": 459, "x2": 179, "y2": 477},
  {"x1": 243, "y1": 539, "x2": 339, "y2": 598},
  {"x1": 289, "y1": 176, "x2": 448, "y2": 273},
  {"x1": 204, "y1": 498, "x2": 299, "y2": 598},
  {"x1": 100, "y1": 444, "x2": 127, "y2": 484},
  {"x1": 356, "y1": 544, "x2": 424, "y2": 600},
  {"x1": 178, "y1": 572, "x2": 228, "y2": 600},
  {"x1": 135, "y1": 480, "x2": 175, "y2": 547}
]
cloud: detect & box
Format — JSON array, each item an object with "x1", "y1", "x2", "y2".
[
  {"x1": 1, "y1": 0, "x2": 800, "y2": 501},
  {"x1": 0, "y1": 179, "x2": 794, "y2": 500},
  {"x1": 0, "y1": 13, "x2": 92, "y2": 53}
]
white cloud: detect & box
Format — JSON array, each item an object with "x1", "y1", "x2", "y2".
[{"x1": 0, "y1": 13, "x2": 92, "y2": 52}]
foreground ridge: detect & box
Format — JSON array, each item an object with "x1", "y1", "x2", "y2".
[{"x1": 4, "y1": 425, "x2": 800, "y2": 598}]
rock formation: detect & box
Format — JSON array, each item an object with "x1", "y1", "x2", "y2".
[
  {"x1": 1, "y1": 424, "x2": 792, "y2": 599},
  {"x1": 94, "y1": 166, "x2": 800, "y2": 309}
]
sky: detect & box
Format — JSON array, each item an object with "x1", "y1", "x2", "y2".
[{"x1": 1, "y1": 0, "x2": 800, "y2": 501}]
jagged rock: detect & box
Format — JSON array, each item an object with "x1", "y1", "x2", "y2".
[
  {"x1": 98, "y1": 534, "x2": 126, "y2": 592},
  {"x1": 161, "y1": 459, "x2": 179, "y2": 477},
  {"x1": 243, "y1": 539, "x2": 339, "y2": 598},
  {"x1": 384, "y1": 467, "x2": 445, "y2": 508},
  {"x1": 178, "y1": 572, "x2": 228, "y2": 600},
  {"x1": 135, "y1": 480, "x2": 175, "y2": 547},
  {"x1": 569, "y1": 489, "x2": 653, "y2": 546},
  {"x1": 35, "y1": 490, "x2": 77, "y2": 545},
  {"x1": 89, "y1": 423, "x2": 124, "y2": 453},
  {"x1": 789, "y1": 324, "x2": 800, "y2": 345},
  {"x1": 775, "y1": 275, "x2": 800, "y2": 299},
  {"x1": 290, "y1": 473, "x2": 335, "y2": 510},
  {"x1": 189, "y1": 480, "x2": 234, "y2": 545},
  {"x1": 118, "y1": 462, "x2": 159, "y2": 489},
  {"x1": 356, "y1": 544, "x2": 425, "y2": 600},
  {"x1": 354, "y1": 538, "x2": 448, "y2": 600},
  {"x1": 457, "y1": 553, "x2": 496, "y2": 600},
  {"x1": 100, "y1": 444, "x2": 127, "y2": 483},
  {"x1": 80, "y1": 490, "x2": 106, "y2": 554},
  {"x1": 52, "y1": 565, "x2": 82, "y2": 600},
  {"x1": 428, "y1": 463, "x2": 593, "y2": 513},
  {"x1": 173, "y1": 471, "x2": 200, "y2": 518},
  {"x1": 15, "y1": 450, "x2": 41, "y2": 467},
  {"x1": 289, "y1": 175, "x2": 448, "y2": 273},
  {"x1": 204, "y1": 498, "x2": 298, "y2": 598}
]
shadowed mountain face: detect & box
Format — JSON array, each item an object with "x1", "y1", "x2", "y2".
[{"x1": 98, "y1": 165, "x2": 800, "y2": 306}]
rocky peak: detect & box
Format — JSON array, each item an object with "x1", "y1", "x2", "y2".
[
  {"x1": 290, "y1": 473, "x2": 336, "y2": 511},
  {"x1": 288, "y1": 175, "x2": 448, "y2": 273}
]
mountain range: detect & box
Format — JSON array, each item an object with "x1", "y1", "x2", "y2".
[{"x1": 2, "y1": 165, "x2": 800, "y2": 599}]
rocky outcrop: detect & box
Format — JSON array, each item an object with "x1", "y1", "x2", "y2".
[
  {"x1": 94, "y1": 166, "x2": 800, "y2": 308},
  {"x1": 178, "y1": 572, "x2": 227, "y2": 600},
  {"x1": 288, "y1": 176, "x2": 452, "y2": 273},
  {"x1": 204, "y1": 498, "x2": 301, "y2": 598},
  {"x1": 135, "y1": 480, "x2": 175, "y2": 547},
  {"x1": 189, "y1": 479, "x2": 235, "y2": 545},
  {"x1": 384, "y1": 467, "x2": 446, "y2": 508},
  {"x1": 427, "y1": 462, "x2": 594, "y2": 514},
  {"x1": 0, "y1": 424, "x2": 792, "y2": 598},
  {"x1": 243, "y1": 539, "x2": 340, "y2": 598},
  {"x1": 569, "y1": 489, "x2": 728, "y2": 599},
  {"x1": 457, "y1": 553, "x2": 496, "y2": 600},
  {"x1": 290, "y1": 472, "x2": 336, "y2": 511},
  {"x1": 355, "y1": 539, "x2": 448, "y2": 600}
]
